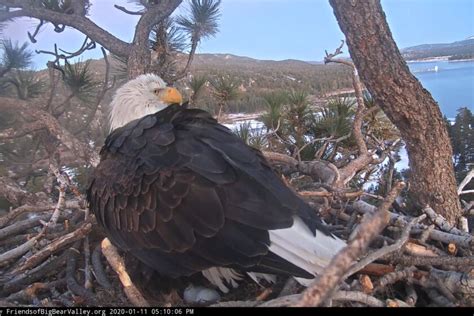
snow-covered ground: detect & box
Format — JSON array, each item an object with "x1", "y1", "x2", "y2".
[
  {"x1": 226, "y1": 116, "x2": 411, "y2": 171},
  {"x1": 223, "y1": 119, "x2": 264, "y2": 131}
]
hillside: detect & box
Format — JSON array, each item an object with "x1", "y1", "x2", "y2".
[
  {"x1": 401, "y1": 38, "x2": 474, "y2": 61},
  {"x1": 187, "y1": 53, "x2": 353, "y2": 95},
  {"x1": 77, "y1": 52, "x2": 353, "y2": 101}
]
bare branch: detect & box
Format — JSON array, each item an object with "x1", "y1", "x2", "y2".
[
  {"x1": 127, "y1": 0, "x2": 183, "y2": 77},
  {"x1": 342, "y1": 214, "x2": 425, "y2": 280},
  {"x1": 0, "y1": 176, "x2": 42, "y2": 206},
  {"x1": 91, "y1": 245, "x2": 113, "y2": 289},
  {"x1": 0, "y1": 201, "x2": 81, "y2": 228},
  {"x1": 27, "y1": 19, "x2": 44, "y2": 43},
  {"x1": 263, "y1": 151, "x2": 340, "y2": 185},
  {"x1": 458, "y1": 168, "x2": 473, "y2": 195},
  {"x1": 0, "y1": 97, "x2": 100, "y2": 166},
  {"x1": 114, "y1": 5, "x2": 144, "y2": 15},
  {"x1": 36, "y1": 36, "x2": 96, "y2": 65},
  {"x1": 11, "y1": 221, "x2": 92, "y2": 275},
  {"x1": 0, "y1": 0, "x2": 130, "y2": 57},
  {"x1": 294, "y1": 182, "x2": 405, "y2": 307},
  {"x1": 332, "y1": 290, "x2": 385, "y2": 307},
  {"x1": 101, "y1": 238, "x2": 150, "y2": 307},
  {"x1": 388, "y1": 254, "x2": 474, "y2": 267},
  {"x1": 423, "y1": 206, "x2": 466, "y2": 236}
]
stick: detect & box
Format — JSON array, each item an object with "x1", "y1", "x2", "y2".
[
  {"x1": 101, "y1": 238, "x2": 150, "y2": 307},
  {"x1": 332, "y1": 290, "x2": 385, "y2": 307},
  {"x1": 352, "y1": 200, "x2": 473, "y2": 248},
  {"x1": 3, "y1": 244, "x2": 78, "y2": 293},
  {"x1": 388, "y1": 254, "x2": 474, "y2": 267},
  {"x1": 0, "y1": 201, "x2": 80, "y2": 228},
  {"x1": 66, "y1": 241, "x2": 97, "y2": 305},
  {"x1": 0, "y1": 214, "x2": 51, "y2": 239},
  {"x1": 91, "y1": 244, "x2": 113, "y2": 289},
  {"x1": 293, "y1": 182, "x2": 405, "y2": 307},
  {"x1": 342, "y1": 214, "x2": 424, "y2": 280},
  {"x1": 12, "y1": 221, "x2": 92, "y2": 275},
  {"x1": 423, "y1": 207, "x2": 465, "y2": 236},
  {"x1": 375, "y1": 267, "x2": 416, "y2": 292}
]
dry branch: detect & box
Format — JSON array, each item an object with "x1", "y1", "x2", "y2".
[
  {"x1": 0, "y1": 97, "x2": 100, "y2": 166},
  {"x1": 12, "y1": 221, "x2": 92, "y2": 275},
  {"x1": 0, "y1": 177, "x2": 43, "y2": 206},
  {"x1": 423, "y1": 207, "x2": 465, "y2": 236},
  {"x1": 458, "y1": 169, "x2": 474, "y2": 195},
  {"x1": 0, "y1": 214, "x2": 51, "y2": 240},
  {"x1": 332, "y1": 290, "x2": 384, "y2": 307},
  {"x1": 91, "y1": 244, "x2": 112, "y2": 289},
  {"x1": 388, "y1": 254, "x2": 474, "y2": 267},
  {"x1": 66, "y1": 241, "x2": 97, "y2": 305},
  {"x1": 0, "y1": 201, "x2": 81, "y2": 228},
  {"x1": 263, "y1": 151, "x2": 339, "y2": 184},
  {"x1": 341, "y1": 208, "x2": 422, "y2": 281},
  {"x1": 101, "y1": 238, "x2": 150, "y2": 307},
  {"x1": 352, "y1": 200, "x2": 473, "y2": 248},
  {"x1": 294, "y1": 182, "x2": 405, "y2": 307}
]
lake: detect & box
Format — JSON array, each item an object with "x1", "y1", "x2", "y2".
[{"x1": 408, "y1": 60, "x2": 474, "y2": 118}]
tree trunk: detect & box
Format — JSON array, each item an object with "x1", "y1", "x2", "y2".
[
  {"x1": 329, "y1": 0, "x2": 462, "y2": 223},
  {"x1": 127, "y1": 46, "x2": 151, "y2": 79}
]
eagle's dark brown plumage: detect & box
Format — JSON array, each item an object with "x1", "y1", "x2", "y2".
[{"x1": 87, "y1": 74, "x2": 345, "y2": 292}]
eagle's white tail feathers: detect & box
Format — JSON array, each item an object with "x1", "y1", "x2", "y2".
[
  {"x1": 202, "y1": 216, "x2": 346, "y2": 292},
  {"x1": 269, "y1": 216, "x2": 345, "y2": 277}
]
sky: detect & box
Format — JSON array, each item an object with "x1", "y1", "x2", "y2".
[{"x1": 2, "y1": 0, "x2": 474, "y2": 69}]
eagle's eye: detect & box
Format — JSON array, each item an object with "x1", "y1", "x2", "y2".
[{"x1": 154, "y1": 88, "x2": 164, "y2": 95}]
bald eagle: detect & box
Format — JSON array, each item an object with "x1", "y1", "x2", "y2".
[{"x1": 87, "y1": 74, "x2": 346, "y2": 293}]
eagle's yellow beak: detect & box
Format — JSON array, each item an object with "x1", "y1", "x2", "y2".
[{"x1": 161, "y1": 87, "x2": 183, "y2": 105}]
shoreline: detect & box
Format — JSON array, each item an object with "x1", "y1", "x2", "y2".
[{"x1": 407, "y1": 56, "x2": 474, "y2": 63}]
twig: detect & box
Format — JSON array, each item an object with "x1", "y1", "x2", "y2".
[
  {"x1": 458, "y1": 217, "x2": 469, "y2": 234},
  {"x1": 0, "y1": 234, "x2": 42, "y2": 265},
  {"x1": 430, "y1": 268, "x2": 474, "y2": 297},
  {"x1": 114, "y1": 5, "x2": 144, "y2": 15},
  {"x1": 458, "y1": 169, "x2": 474, "y2": 195},
  {"x1": 101, "y1": 238, "x2": 150, "y2": 307},
  {"x1": 36, "y1": 37, "x2": 96, "y2": 65},
  {"x1": 423, "y1": 207, "x2": 465, "y2": 236},
  {"x1": 27, "y1": 19, "x2": 44, "y2": 43},
  {"x1": 332, "y1": 290, "x2": 384, "y2": 307},
  {"x1": 0, "y1": 201, "x2": 81, "y2": 228},
  {"x1": 352, "y1": 200, "x2": 473, "y2": 248},
  {"x1": 3, "y1": 248, "x2": 75, "y2": 293},
  {"x1": 342, "y1": 214, "x2": 424, "y2": 280},
  {"x1": 83, "y1": 236, "x2": 92, "y2": 290},
  {"x1": 0, "y1": 214, "x2": 51, "y2": 240},
  {"x1": 263, "y1": 151, "x2": 340, "y2": 185},
  {"x1": 12, "y1": 221, "x2": 92, "y2": 275},
  {"x1": 5, "y1": 279, "x2": 66, "y2": 304},
  {"x1": 66, "y1": 241, "x2": 97, "y2": 305},
  {"x1": 375, "y1": 267, "x2": 416, "y2": 292},
  {"x1": 293, "y1": 182, "x2": 405, "y2": 307},
  {"x1": 91, "y1": 244, "x2": 113, "y2": 289},
  {"x1": 404, "y1": 241, "x2": 439, "y2": 257},
  {"x1": 388, "y1": 254, "x2": 474, "y2": 267},
  {"x1": 410, "y1": 227, "x2": 473, "y2": 248}
]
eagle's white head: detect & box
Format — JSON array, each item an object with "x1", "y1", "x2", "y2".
[{"x1": 109, "y1": 74, "x2": 183, "y2": 131}]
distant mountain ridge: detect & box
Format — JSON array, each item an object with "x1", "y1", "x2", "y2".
[{"x1": 401, "y1": 38, "x2": 474, "y2": 60}]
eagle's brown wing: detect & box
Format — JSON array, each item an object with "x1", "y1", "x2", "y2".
[{"x1": 87, "y1": 105, "x2": 328, "y2": 278}]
